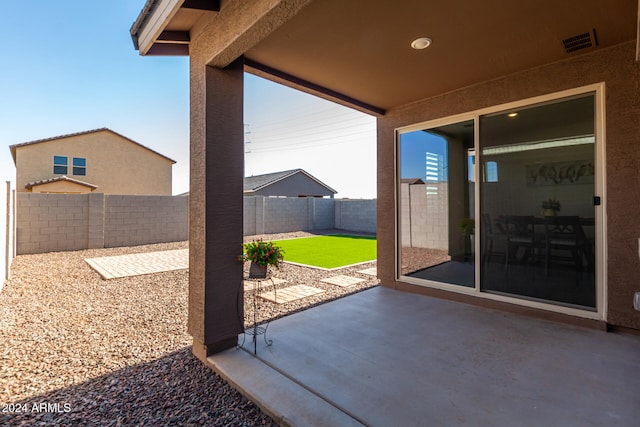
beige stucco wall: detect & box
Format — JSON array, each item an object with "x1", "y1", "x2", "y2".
[{"x1": 15, "y1": 130, "x2": 173, "y2": 195}]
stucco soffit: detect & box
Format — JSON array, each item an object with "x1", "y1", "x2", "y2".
[{"x1": 190, "y1": 0, "x2": 313, "y2": 68}]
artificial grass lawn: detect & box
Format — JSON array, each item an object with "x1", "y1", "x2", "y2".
[{"x1": 271, "y1": 234, "x2": 376, "y2": 269}]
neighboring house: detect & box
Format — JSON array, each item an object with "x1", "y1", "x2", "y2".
[
  {"x1": 131, "y1": 0, "x2": 640, "y2": 358},
  {"x1": 244, "y1": 169, "x2": 336, "y2": 198},
  {"x1": 9, "y1": 128, "x2": 175, "y2": 195},
  {"x1": 180, "y1": 169, "x2": 337, "y2": 198}
]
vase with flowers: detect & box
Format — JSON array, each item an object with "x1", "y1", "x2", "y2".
[
  {"x1": 240, "y1": 239, "x2": 285, "y2": 278},
  {"x1": 541, "y1": 198, "x2": 561, "y2": 217}
]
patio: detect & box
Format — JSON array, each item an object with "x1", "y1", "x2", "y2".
[{"x1": 209, "y1": 286, "x2": 640, "y2": 426}]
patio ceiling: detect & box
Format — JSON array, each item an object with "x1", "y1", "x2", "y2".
[{"x1": 133, "y1": 0, "x2": 638, "y2": 114}]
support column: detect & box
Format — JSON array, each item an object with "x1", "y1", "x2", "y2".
[{"x1": 189, "y1": 57, "x2": 245, "y2": 360}]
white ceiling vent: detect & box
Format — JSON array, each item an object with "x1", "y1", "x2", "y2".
[{"x1": 561, "y1": 29, "x2": 597, "y2": 54}]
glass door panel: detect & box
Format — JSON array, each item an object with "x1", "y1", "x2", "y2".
[
  {"x1": 398, "y1": 120, "x2": 475, "y2": 288},
  {"x1": 479, "y1": 95, "x2": 596, "y2": 309}
]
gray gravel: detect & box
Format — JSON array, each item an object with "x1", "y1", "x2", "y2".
[{"x1": 1, "y1": 231, "x2": 379, "y2": 426}]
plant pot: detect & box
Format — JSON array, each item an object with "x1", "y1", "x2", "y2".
[
  {"x1": 543, "y1": 209, "x2": 556, "y2": 217},
  {"x1": 249, "y1": 262, "x2": 268, "y2": 279}
]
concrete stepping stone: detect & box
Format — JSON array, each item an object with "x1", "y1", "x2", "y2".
[
  {"x1": 356, "y1": 267, "x2": 377, "y2": 276},
  {"x1": 260, "y1": 285, "x2": 325, "y2": 304},
  {"x1": 85, "y1": 249, "x2": 188, "y2": 279},
  {"x1": 321, "y1": 275, "x2": 365, "y2": 287},
  {"x1": 244, "y1": 277, "x2": 287, "y2": 291}
]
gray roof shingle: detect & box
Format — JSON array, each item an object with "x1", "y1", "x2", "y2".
[{"x1": 244, "y1": 169, "x2": 336, "y2": 193}]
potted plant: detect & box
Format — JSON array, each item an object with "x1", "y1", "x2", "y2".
[
  {"x1": 240, "y1": 239, "x2": 285, "y2": 278},
  {"x1": 458, "y1": 218, "x2": 476, "y2": 258},
  {"x1": 458, "y1": 218, "x2": 475, "y2": 236},
  {"x1": 541, "y1": 198, "x2": 561, "y2": 217}
]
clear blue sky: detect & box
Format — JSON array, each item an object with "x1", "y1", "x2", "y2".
[{"x1": 0, "y1": 1, "x2": 376, "y2": 198}]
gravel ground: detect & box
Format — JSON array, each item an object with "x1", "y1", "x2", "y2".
[
  {"x1": 0, "y1": 231, "x2": 378, "y2": 426},
  {"x1": 400, "y1": 247, "x2": 450, "y2": 276}
]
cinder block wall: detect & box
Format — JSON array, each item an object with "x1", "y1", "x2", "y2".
[
  {"x1": 243, "y1": 196, "x2": 257, "y2": 235},
  {"x1": 16, "y1": 193, "x2": 90, "y2": 254},
  {"x1": 334, "y1": 199, "x2": 377, "y2": 234},
  {"x1": 310, "y1": 198, "x2": 335, "y2": 229},
  {"x1": 262, "y1": 197, "x2": 309, "y2": 233},
  {"x1": 16, "y1": 193, "x2": 188, "y2": 255},
  {"x1": 104, "y1": 195, "x2": 188, "y2": 248},
  {"x1": 242, "y1": 196, "x2": 376, "y2": 236},
  {"x1": 17, "y1": 194, "x2": 376, "y2": 254}
]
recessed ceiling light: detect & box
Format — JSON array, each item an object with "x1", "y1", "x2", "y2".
[
  {"x1": 411, "y1": 37, "x2": 432, "y2": 50},
  {"x1": 507, "y1": 112, "x2": 518, "y2": 118}
]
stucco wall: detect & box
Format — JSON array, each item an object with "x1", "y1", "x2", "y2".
[
  {"x1": 14, "y1": 130, "x2": 173, "y2": 195},
  {"x1": 378, "y1": 41, "x2": 640, "y2": 330}
]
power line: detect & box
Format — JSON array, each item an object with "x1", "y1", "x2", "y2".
[{"x1": 247, "y1": 129, "x2": 375, "y2": 153}]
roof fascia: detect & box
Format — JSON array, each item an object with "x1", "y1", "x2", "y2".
[
  {"x1": 26, "y1": 177, "x2": 98, "y2": 190},
  {"x1": 10, "y1": 128, "x2": 177, "y2": 165},
  {"x1": 297, "y1": 169, "x2": 337, "y2": 194},
  {"x1": 245, "y1": 59, "x2": 385, "y2": 117},
  {"x1": 251, "y1": 170, "x2": 298, "y2": 191},
  {"x1": 137, "y1": 0, "x2": 184, "y2": 56}
]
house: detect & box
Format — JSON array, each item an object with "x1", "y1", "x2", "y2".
[
  {"x1": 180, "y1": 168, "x2": 337, "y2": 198},
  {"x1": 244, "y1": 169, "x2": 336, "y2": 198},
  {"x1": 130, "y1": 0, "x2": 640, "y2": 359},
  {"x1": 9, "y1": 128, "x2": 175, "y2": 195}
]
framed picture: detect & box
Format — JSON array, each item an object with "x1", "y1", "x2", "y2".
[{"x1": 526, "y1": 160, "x2": 594, "y2": 187}]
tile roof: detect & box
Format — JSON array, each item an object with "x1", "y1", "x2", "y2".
[
  {"x1": 24, "y1": 176, "x2": 98, "y2": 190},
  {"x1": 9, "y1": 128, "x2": 176, "y2": 164},
  {"x1": 400, "y1": 178, "x2": 425, "y2": 185}
]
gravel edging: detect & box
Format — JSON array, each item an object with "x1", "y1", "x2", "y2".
[{"x1": 1, "y1": 232, "x2": 379, "y2": 426}]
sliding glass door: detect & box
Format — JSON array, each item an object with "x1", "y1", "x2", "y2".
[
  {"x1": 398, "y1": 119, "x2": 475, "y2": 288},
  {"x1": 479, "y1": 94, "x2": 596, "y2": 309},
  {"x1": 397, "y1": 90, "x2": 598, "y2": 312}
]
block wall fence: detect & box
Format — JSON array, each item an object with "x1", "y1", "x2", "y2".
[
  {"x1": 16, "y1": 193, "x2": 189, "y2": 255},
  {"x1": 16, "y1": 194, "x2": 376, "y2": 255}
]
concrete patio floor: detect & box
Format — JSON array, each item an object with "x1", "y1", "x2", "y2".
[{"x1": 207, "y1": 287, "x2": 640, "y2": 426}]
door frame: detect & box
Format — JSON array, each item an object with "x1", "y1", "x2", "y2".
[{"x1": 395, "y1": 83, "x2": 607, "y2": 321}]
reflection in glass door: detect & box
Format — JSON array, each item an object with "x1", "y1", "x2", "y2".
[
  {"x1": 398, "y1": 120, "x2": 475, "y2": 288},
  {"x1": 479, "y1": 94, "x2": 596, "y2": 309}
]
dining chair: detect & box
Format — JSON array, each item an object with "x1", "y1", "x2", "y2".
[
  {"x1": 481, "y1": 213, "x2": 506, "y2": 264},
  {"x1": 505, "y1": 215, "x2": 540, "y2": 270},
  {"x1": 543, "y1": 215, "x2": 586, "y2": 278}
]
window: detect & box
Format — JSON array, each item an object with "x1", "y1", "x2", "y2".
[
  {"x1": 72, "y1": 157, "x2": 86, "y2": 176},
  {"x1": 485, "y1": 161, "x2": 498, "y2": 182},
  {"x1": 53, "y1": 156, "x2": 68, "y2": 174}
]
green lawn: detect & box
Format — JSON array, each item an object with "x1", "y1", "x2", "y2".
[{"x1": 272, "y1": 234, "x2": 377, "y2": 269}]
